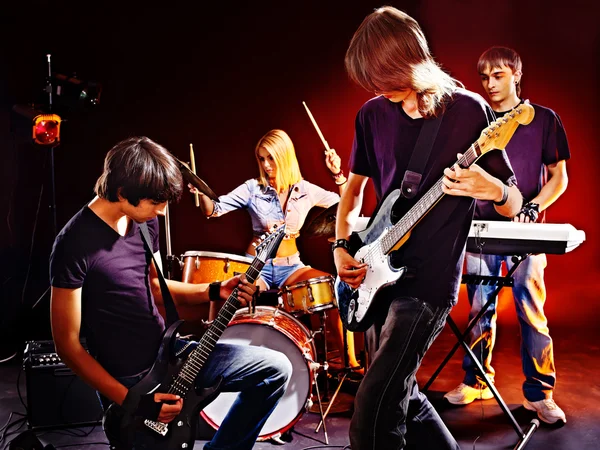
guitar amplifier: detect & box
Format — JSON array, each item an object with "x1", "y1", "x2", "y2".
[{"x1": 23, "y1": 340, "x2": 103, "y2": 430}]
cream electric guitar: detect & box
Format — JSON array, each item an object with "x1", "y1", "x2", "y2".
[{"x1": 335, "y1": 102, "x2": 535, "y2": 332}]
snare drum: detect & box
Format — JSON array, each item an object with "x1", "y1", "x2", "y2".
[
  {"x1": 280, "y1": 275, "x2": 336, "y2": 315},
  {"x1": 201, "y1": 306, "x2": 315, "y2": 440},
  {"x1": 181, "y1": 251, "x2": 253, "y2": 284}
]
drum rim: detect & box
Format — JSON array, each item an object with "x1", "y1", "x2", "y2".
[
  {"x1": 202, "y1": 396, "x2": 307, "y2": 441},
  {"x1": 229, "y1": 306, "x2": 315, "y2": 353},
  {"x1": 282, "y1": 275, "x2": 335, "y2": 291},
  {"x1": 181, "y1": 250, "x2": 253, "y2": 264}
]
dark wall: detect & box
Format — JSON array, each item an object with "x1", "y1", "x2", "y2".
[{"x1": 1, "y1": 0, "x2": 597, "y2": 343}]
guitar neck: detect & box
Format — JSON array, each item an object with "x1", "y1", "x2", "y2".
[
  {"x1": 165, "y1": 259, "x2": 264, "y2": 397},
  {"x1": 381, "y1": 143, "x2": 482, "y2": 254}
]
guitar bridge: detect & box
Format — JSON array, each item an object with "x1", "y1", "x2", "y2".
[{"x1": 144, "y1": 419, "x2": 169, "y2": 436}]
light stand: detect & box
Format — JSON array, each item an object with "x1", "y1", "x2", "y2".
[{"x1": 31, "y1": 55, "x2": 62, "y2": 236}]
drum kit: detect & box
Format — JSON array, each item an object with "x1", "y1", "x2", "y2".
[{"x1": 163, "y1": 162, "x2": 361, "y2": 444}]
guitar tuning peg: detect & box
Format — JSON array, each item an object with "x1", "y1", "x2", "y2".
[
  {"x1": 260, "y1": 234, "x2": 266, "y2": 240},
  {"x1": 251, "y1": 242, "x2": 257, "y2": 248}
]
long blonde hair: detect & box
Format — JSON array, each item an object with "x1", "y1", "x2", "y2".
[
  {"x1": 345, "y1": 6, "x2": 462, "y2": 117},
  {"x1": 255, "y1": 129, "x2": 302, "y2": 193}
]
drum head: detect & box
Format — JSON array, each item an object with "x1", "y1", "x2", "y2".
[{"x1": 201, "y1": 308, "x2": 312, "y2": 440}]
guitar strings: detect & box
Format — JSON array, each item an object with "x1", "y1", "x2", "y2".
[{"x1": 358, "y1": 145, "x2": 479, "y2": 269}]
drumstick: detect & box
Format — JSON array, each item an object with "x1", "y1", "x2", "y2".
[
  {"x1": 302, "y1": 101, "x2": 331, "y2": 153},
  {"x1": 189, "y1": 143, "x2": 200, "y2": 207}
]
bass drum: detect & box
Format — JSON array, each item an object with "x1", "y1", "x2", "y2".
[{"x1": 201, "y1": 306, "x2": 315, "y2": 440}]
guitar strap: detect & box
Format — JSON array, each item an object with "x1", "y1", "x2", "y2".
[
  {"x1": 139, "y1": 221, "x2": 180, "y2": 326},
  {"x1": 401, "y1": 113, "x2": 443, "y2": 199}
]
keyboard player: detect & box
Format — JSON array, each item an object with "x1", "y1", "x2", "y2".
[{"x1": 444, "y1": 46, "x2": 571, "y2": 426}]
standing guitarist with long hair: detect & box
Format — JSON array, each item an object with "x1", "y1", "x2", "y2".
[
  {"x1": 335, "y1": 7, "x2": 524, "y2": 450},
  {"x1": 50, "y1": 137, "x2": 291, "y2": 449}
]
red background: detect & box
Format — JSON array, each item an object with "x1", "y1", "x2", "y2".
[{"x1": 1, "y1": 0, "x2": 597, "y2": 334}]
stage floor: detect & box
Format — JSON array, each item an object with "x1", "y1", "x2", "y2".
[{"x1": 1, "y1": 323, "x2": 598, "y2": 450}]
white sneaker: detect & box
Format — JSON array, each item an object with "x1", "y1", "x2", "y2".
[
  {"x1": 523, "y1": 398, "x2": 567, "y2": 424},
  {"x1": 444, "y1": 383, "x2": 494, "y2": 405}
]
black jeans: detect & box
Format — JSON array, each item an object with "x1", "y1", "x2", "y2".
[{"x1": 350, "y1": 296, "x2": 459, "y2": 450}]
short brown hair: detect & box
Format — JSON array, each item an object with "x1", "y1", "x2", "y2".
[
  {"x1": 477, "y1": 46, "x2": 523, "y2": 96},
  {"x1": 345, "y1": 6, "x2": 461, "y2": 117},
  {"x1": 94, "y1": 136, "x2": 183, "y2": 206}
]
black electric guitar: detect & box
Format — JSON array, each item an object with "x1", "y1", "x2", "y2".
[
  {"x1": 336, "y1": 102, "x2": 535, "y2": 332},
  {"x1": 103, "y1": 225, "x2": 286, "y2": 449}
]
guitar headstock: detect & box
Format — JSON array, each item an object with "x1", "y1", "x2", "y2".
[
  {"x1": 254, "y1": 225, "x2": 286, "y2": 263},
  {"x1": 477, "y1": 101, "x2": 535, "y2": 154}
]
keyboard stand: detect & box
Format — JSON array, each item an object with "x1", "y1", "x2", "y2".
[{"x1": 423, "y1": 253, "x2": 539, "y2": 450}]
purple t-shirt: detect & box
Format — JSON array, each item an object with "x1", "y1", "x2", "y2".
[
  {"x1": 50, "y1": 206, "x2": 165, "y2": 377},
  {"x1": 475, "y1": 102, "x2": 571, "y2": 222},
  {"x1": 350, "y1": 89, "x2": 516, "y2": 307}
]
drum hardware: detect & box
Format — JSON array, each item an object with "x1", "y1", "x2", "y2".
[
  {"x1": 315, "y1": 321, "x2": 362, "y2": 434},
  {"x1": 304, "y1": 354, "x2": 329, "y2": 445},
  {"x1": 190, "y1": 255, "x2": 236, "y2": 273}
]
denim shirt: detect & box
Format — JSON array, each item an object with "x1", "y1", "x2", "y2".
[{"x1": 211, "y1": 178, "x2": 339, "y2": 239}]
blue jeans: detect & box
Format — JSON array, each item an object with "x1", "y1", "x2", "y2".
[
  {"x1": 246, "y1": 252, "x2": 305, "y2": 289},
  {"x1": 350, "y1": 296, "x2": 458, "y2": 450},
  {"x1": 463, "y1": 252, "x2": 555, "y2": 401},
  {"x1": 103, "y1": 339, "x2": 292, "y2": 450}
]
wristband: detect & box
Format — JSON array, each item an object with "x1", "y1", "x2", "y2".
[
  {"x1": 331, "y1": 238, "x2": 351, "y2": 253},
  {"x1": 332, "y1": 170, "x2": 345, "y2": 180},
  {"x1": 209, "y1": 281, "x2": 221, "y2": 301},
  {"x1": 493, "y1": 184, "x2": 509, "y2": 206},
  {"x1": 517, "y1": 202, "x2": 540, "y2": 222}
]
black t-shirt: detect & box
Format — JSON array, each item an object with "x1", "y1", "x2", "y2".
[
  {"x1": 50, "y1": 206, "x2": 165, "y2": 377},
  {"x1": 350, "y1": 89, "x2": 516, "y2": 307}
]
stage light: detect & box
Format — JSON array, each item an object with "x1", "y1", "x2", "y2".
[{"x1": 32, "y1": 114, "x2": 62, "y2": 146}]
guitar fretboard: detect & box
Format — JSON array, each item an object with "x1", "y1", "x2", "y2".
[
  {"x1": 166, "y1": 262, "x2": 263, "y2": 397},
  {"x1": 380, "y1": 144, "x2": 481, "y2": 254}
]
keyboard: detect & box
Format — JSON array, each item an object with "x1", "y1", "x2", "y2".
[{"x1": 467, "y1": 220, "x2": 586, "y2": 255}]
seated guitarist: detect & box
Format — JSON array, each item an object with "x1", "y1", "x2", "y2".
[
  {"x1": 335, "y1": 7, "x2": 524, "y2": 450},
  {"x1": 50, "y1": 137, "x2": 292, "y2": 449}
]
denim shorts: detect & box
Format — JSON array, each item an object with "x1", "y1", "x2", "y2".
[{"x1": 246, "y1": 252, "x2": 305, "y2": 289}]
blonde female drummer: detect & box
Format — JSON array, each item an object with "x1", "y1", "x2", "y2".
[{"x1": 192, "y1": 129, "x2": 361, "y2": 369}]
